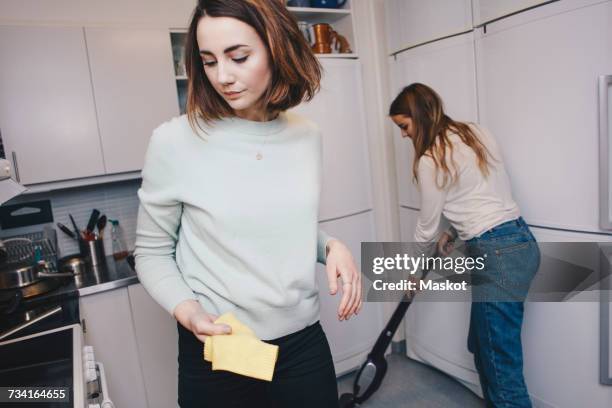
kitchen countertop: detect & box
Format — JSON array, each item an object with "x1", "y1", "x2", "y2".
[
  {"x1": 74, "y1": 254, "x2": 138, "y2": 296},
  {"x1": 44, "y1": 254, "x2": 139, "y2": 300}
]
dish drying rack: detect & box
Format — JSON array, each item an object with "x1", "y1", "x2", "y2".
[{"x1": 2, "y1": 230, "x2": 58, "y2": 272}]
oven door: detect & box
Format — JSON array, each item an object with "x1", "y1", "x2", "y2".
[{"x1": 0, "y1": 324, "x2": 85, "y2": 407}]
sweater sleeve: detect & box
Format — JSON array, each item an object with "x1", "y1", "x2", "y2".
[
  {"x1": 134, "y1": 128, "x2": 197, "y2": 316},
  {"x1": 414, "y1": 158, "x2": 449, "y2": 257},
  {"x1": 317, "y1": 229, "x2": 333, "y2": 265}
]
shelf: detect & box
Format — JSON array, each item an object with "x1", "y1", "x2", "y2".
[
  {"x1": 315, "y1": 53, "x2": 358, "y2": 59},
  {"x1": 288, "y1": 7, "x2": 351, "y2": 22}
]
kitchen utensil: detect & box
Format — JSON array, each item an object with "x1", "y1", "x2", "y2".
[
  {"x1": 0, "y1": 260, "x2": 73, "y2": 291},
  {"x1": 58, "y1": 254, "x2": 87, "y2": 276},
  {"x1": 81, "y1": 236, "x2": 106, "y2": 267},
  {"x1": 311, "y1": 23, "x2": 333, "y2": 54},
  {"x1": 57, "y1": 222, "x2": 77, "y2": 240},
  {"x1": 311, "y1": 0, "x2": 347, "y2": 8},
  {"x1": 86, "y1": 209, "x2": 100, "y2": 235},
  {"x1": 69, "y1": 214, "x2": 80, "y2": 237},
  {"x1": 297, "y1": 21, "x2": 312, "y2": 45},
  {"x1": 97, "y1": 215, "x2": 107, "y2": 239},
  {"x1": 310, "y1": 23, "x2": 352, "y2": 54},
  {"x1": 1, "y1": 237, "x2": 34, "y2": 263}
]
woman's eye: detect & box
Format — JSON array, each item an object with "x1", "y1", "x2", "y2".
[
  {"x1": 232, "y1": 56, "x2": 248, "y2": 63},
  {"x1": 203, "y1": 60, "x2": 217, "y2": 67}
]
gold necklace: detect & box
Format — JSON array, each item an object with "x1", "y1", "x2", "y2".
[{"x1": 255, "y1": 134, "x2": 269, "y2": 160}]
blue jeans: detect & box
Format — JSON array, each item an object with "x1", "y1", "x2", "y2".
[{"x1": 465, "y1": 217, "x2": 540, "y2": 408}]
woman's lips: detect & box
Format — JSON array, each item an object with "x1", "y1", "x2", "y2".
[{"x1": 224, "y1": 90, "x2": 243, "y2": 100}]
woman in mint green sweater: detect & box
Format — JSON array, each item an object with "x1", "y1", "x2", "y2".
[{"x1": 134, "y1": 1, "x2": 361, "y2": 407}]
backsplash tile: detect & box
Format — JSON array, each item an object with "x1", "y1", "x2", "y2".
[{"x1": 0, "y1": 179, "x2": 141, "y2": 258}]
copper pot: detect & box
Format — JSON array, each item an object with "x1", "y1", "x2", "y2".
[{"x1": 311, "y1": 23, "x2": 352, "y2": 54}]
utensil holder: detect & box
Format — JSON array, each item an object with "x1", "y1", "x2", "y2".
[{"x1": 79, "y1": 237, "x2": 106, "y2": 267}]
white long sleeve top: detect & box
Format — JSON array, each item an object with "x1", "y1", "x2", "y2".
[{"x1": 414, "y1": 124, "x2": 520, "y2": 248}]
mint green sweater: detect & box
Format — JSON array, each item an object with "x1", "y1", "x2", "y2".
[{"x1": 134, "y1": 112, "x2": 332, "y2": 340}]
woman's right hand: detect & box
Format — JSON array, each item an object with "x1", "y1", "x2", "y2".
[
  {"x1": 174, "y1": 299, "x2": 232, "y2": 343},
  {"x1": 437, "y1": 231, "x2": 455, "y2": 257}
]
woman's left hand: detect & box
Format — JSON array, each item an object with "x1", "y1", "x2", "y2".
[{"x1": 325, "y1": 239, "x2": 362, "y2": 321}]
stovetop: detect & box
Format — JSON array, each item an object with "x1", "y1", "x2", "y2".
[
  {"x1": 0, "y1": 254, "x2": 136, "y2": 342},
  {"x1": 0, "y1": 278, "x2": 79, "y2": 342}
]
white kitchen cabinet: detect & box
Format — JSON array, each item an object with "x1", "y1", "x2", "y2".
[
  {"x1": 384, "y1": 0, "x2": 472, "y2": 53},
  {"x1": 471, "y1": 0, "x2": 603, "y2": 26},
  {"x1": 128, "y1": 283, "x2": 179, "y2": 408},
  {"x1": 79, "y1": 287, "x2": 148, "y2": 408},
  {"x1": 292, "y1": 59, "x2": 373, "y2": 220},
  {"x1": 317, "y1": 210, "x2": 384, "y2": 375},
  {"x1": 471, "y1": 0, "x2": 549, "y2": 26},
  {"x1": 0, "y1": 25, "x2": 105, "y2": 185},
  {"x1": 474, "y1": 0, "x2": 612, "y2": 233},
  {"x1": 85, "y1": 28, "x2": 179, "y2": 175},
  {"x1": 389, "y1": 32, "x2": 478, "y2": 209}
]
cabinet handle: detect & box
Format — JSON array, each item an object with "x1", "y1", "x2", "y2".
[
  {"x1": 11, "y1": 151, "x2": 20, "y2": 183},
  {"x1": 601, "y1": 245, "x2": 612, "y2": 385},
  {"x1": 600, "y1": 75, "x2": 612, "y2": 230}
]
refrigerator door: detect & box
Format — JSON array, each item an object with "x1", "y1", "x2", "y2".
[
  {"x1": 402, "y1": 212, "x2": 612, "y2": 405},
  {"x1": 522, "y1": 227, "x2": 612, "y2": 407},
  {"x1": 389, "y1": 32, "x2": 479, "y2": 210},
  {"x1": 475, "y1": 1, "x2": 612, "y2": 233},
  {"x1": 400, "y1": 207, "x2": 481, "y2": 396}
]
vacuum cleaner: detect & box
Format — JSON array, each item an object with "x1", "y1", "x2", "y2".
[{"x1": 338, "y1": 291, "x2": 414, "y2": 408}]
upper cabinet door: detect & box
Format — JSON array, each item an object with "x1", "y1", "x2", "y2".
[
  {"x1": 472, "y1": 0, "x2": 550, "y2": 25},
  {"x1": 389, "y1": 32, "x2": 478, "y2": 209},
  {"x1": 85, "y1": 28, "x2": 179, "y2": 175},
  {"x1": 292, "y1": 59, "x2": 373, "y2": 220},
  {"x1": 471, "y1": 0, "x2": 604, "y2": 26},
  {"x1": 0, "y1": 26, "x2": 104, "y2": 185},
  {"x1": 475, "y1": 1, "x2": 612, "y2": 232},
  {"x1": 385, "y1": 0, "x2": 472, "y2": 53}
]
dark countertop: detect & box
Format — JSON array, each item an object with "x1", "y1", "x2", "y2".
[
  {"x1": 74, "y1": 254, "x2": 139, "y2": 296},
  {"x1": 43, "y1": 254, "x2": 139, "y2": 300}
]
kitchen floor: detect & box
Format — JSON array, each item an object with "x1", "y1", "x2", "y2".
[{"x1": 337, "y1": 354, "x2": 486, "y2": 408}]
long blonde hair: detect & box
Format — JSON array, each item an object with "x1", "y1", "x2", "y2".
[{"x1": 389, "y1": 83, "x2": 491, "y2": 188}]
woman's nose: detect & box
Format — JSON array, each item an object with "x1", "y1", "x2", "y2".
[{"x1": 216, "y1": 62, "x2": 236, "y2": 85}]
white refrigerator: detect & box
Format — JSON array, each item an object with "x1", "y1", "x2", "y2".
[{"x1": 389, "y1": 0, "x2": 612, "y2": 406}]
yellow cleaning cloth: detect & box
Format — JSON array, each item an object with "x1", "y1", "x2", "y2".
[
  {"x1": 203, "y1": 313, "x2": 255, "y2": 362},
  {"x1": 203, "y1": 313, "x2": 279, "y2": 382}
]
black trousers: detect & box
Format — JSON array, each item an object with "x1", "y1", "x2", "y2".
[{"x1": 177, "y1": 321, "x2": 339, "y2": 408}]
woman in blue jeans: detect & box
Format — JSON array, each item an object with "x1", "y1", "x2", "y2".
[{"x1": 389, "y1": 83, "x2": 540, "y2": 408}]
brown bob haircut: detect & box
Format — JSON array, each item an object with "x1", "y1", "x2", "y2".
[{"x1": 184, "y1": 0, "x2": 321, "y2": 131}]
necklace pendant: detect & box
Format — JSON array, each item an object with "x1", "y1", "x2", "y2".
[{"x1": 256, "y1": 152, "x2": 263, "y2": 160}]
